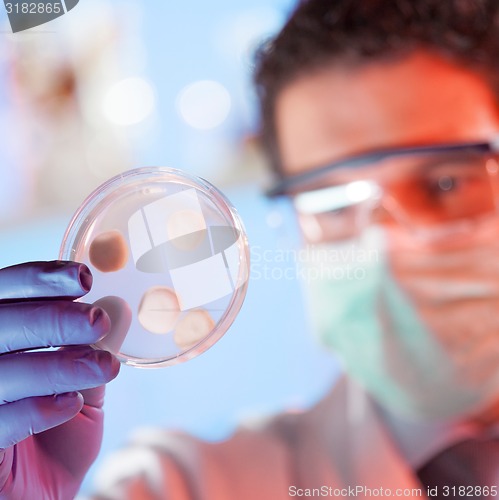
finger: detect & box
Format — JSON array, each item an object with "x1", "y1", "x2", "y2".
[
  {"x1": 0, "y1": 301, "x2": 111, "y2": 354},
  {"x1": 0, "y1": 347, "x2": 120, "y2": 403},
  {"x1": 0, "y1": 392, "x2": 83, "y2": 449},
  {"x1": 0, "y1": 261, "x2": 92, "y2": 302},
  {"x1": 34, "y1": 385, "x2": 109, "y2": 477}
]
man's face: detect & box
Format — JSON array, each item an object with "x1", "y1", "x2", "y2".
[
  {"x1": 273, "y1": 51, "x2": 499, "y2": 419},
  {"x1": 275, "y1": 51, "x2": 499, "y2": 183}
]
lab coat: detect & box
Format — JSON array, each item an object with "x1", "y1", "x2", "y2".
[{"x1": 91, "y1": 376, "x2": 428, "y2": 499}]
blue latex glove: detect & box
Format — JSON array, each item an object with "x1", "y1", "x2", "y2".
[{"x1": 0, "y1": 261, "x2": 120, "y2": 499}]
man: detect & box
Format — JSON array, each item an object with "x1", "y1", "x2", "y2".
[
  {"x1": 90, "y1": 1, "x2": 499, "y2": 497},
  {"x1": 1, "y1": 0, "x2": 499, "y2": 498}
]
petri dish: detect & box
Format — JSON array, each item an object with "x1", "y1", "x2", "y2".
[{"x1": 59, "y1": 167, "x2": 250, "y2": 368}]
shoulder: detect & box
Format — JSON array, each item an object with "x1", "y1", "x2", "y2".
[
  {"x1": 90, "y1": 379, "x2": 351, "y2": 499},
  {"x1": 89, "y1": 425, "x2": 293, "y2": 500}
]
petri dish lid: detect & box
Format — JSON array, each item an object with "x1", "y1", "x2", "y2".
[{"x1": 59, "y1": 167, "x2": 250, "y2": 368}]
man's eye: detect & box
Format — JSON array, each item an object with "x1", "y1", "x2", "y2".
[
  {"x1": 428, "y1": 175, "x2": 458, "y2": 194},
  {"x1": 424, "y1": 173, "x2": 487, "y2": 201}
]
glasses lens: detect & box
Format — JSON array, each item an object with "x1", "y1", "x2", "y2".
[
  {"x1": 384, "y1": 152, "x2": 498, "y2": 227},
  {"x1": 293, "y1": 181, "x2": 380, "y2": 242},
  {"x1": 292, "y1": 152, "x2": 499, "y2": 243}
]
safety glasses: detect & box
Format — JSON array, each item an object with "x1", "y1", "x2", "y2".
[{"x1": 266, "y1": 138, "x2": 499, "y2": 243}]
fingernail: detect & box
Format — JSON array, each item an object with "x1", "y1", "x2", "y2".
[
  {"x1": 54, "y1": 391, "x2": 81, "y2": 405},
  {"x1": 89, "y1": 307, "x2": 112, "y2": 341},
  {"x1": 94, "y1": 349, "x2": 121, "y2": 379},
  {"x1": 55, "y1": 391, "x2": 79, "y2": 400},
  {"x1": 109, "y1": 353, "x2": 121, "y2": 378},
  {"x1": 89, "y1": 306, "x2": 106, "y2": 326},
  {"x1": 78, "y1": 264, "x2": 93, "y2": 293},
  {"x1": 76, "y1": 348, "x2": 120, "y2": 380}
]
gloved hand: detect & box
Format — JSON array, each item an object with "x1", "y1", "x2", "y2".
[{"x1": 0, "y1": 261, "x2": 120, "y2": 500}]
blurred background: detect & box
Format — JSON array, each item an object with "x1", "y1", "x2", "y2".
[{"x1": 0, "y1": 0, "x2": 339, "y2": 495}]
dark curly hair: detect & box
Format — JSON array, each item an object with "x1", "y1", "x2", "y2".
[{"x1": 254, "y1": 0, "x2": 499, "y2": 172}]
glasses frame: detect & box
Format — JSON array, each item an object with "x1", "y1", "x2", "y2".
[{"x1": 265, "y1": 138, "x2": 499, "y2": 198}]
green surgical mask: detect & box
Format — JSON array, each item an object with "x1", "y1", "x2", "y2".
[{"x1": 301, "y1": 228, "x2": 499, "y2": 420}]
